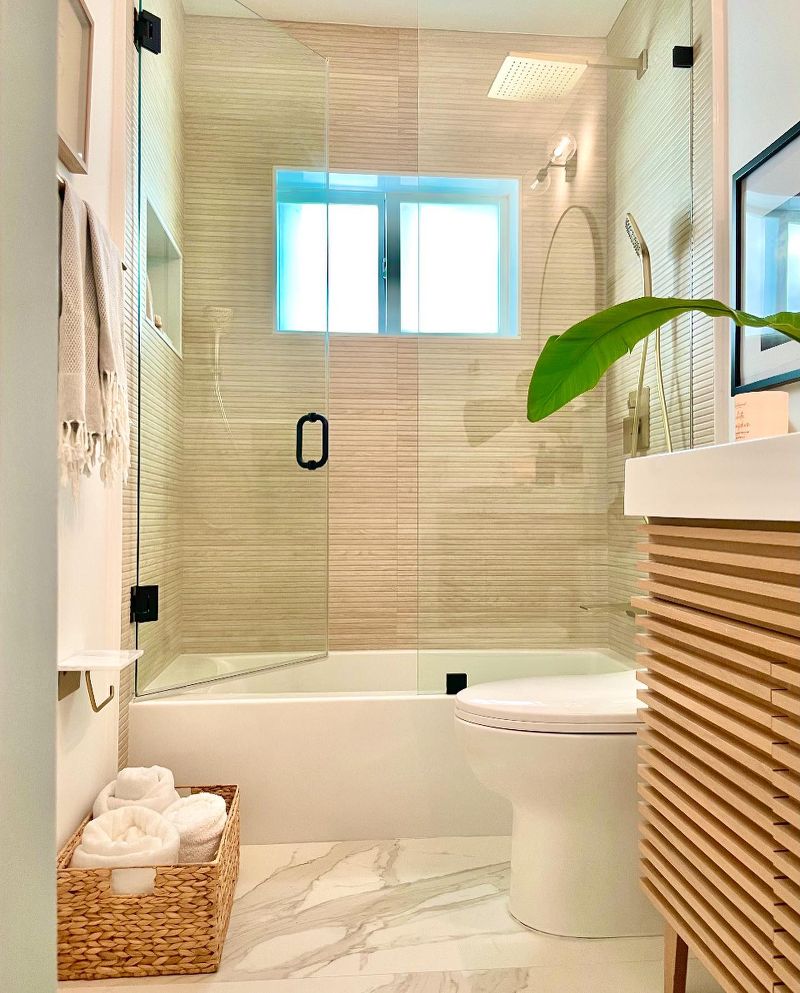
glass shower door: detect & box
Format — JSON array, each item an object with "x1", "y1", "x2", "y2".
[{"x1": 134, "y1": 1, "x2": 329, "y2": 695}]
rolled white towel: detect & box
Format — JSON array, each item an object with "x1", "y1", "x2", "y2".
[
  {"x1": 164, "y1": 792, "x2": 228, "y2": 864},
  {"x1": 71, "y1": 805, "x2": 180, "y2": 894},
  {"x1": 93, "y1": 765, "x2": 179, "y2": 818}
]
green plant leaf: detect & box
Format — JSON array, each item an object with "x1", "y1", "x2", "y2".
[{"x1": 527, "y1": 296, "x2": 800, "y2": 423}]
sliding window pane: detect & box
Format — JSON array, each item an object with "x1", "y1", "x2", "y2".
[
  {"x1": 328, "y1": 203, "x2": 380, "y2": 333},
  {"x1": 401, "y1": 201, "x2": 500, "y2": 334},
  {"x1": 277, "y1": 201, "x2": 327, "y2": 332}
]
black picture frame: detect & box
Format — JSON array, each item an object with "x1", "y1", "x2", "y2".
[{"x1": 732, "y1": 118, "x2": 800, "y2": 394}]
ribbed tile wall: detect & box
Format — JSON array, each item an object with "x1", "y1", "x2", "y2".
[{"x1": 606, "y1": 0, "x2": 715, "y2": 661}]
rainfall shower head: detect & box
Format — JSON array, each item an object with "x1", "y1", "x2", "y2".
[
  {"x1": 489, "y1": 54, "x2": 587, "y2": 102},
  {"x1": 488, "y1": 50, "x2": 647, "y2": 103}
]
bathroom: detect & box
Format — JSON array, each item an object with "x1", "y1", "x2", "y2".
[{"x1": 3, "y1": 0, "x2": 800, "y2": 991}]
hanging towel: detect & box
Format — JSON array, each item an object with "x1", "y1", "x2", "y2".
[
  {"x1": 71, "y1": 805, "x2": 180, "y2": 894},
  {"x1": 87, "y1": 204, "x2": 130, "y2": 484},
  {"x1": 58, "y1": 180, "x2": 103, "y2": 489},
  {"x1": 164, "y1": 792, "x2": 228, "y2": 864},
  {"x1": 93, "y1": 765, "x2": 180, "y2": 818}
]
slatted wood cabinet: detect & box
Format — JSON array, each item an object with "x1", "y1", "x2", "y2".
[{"x1": 636, "y1": 519, "x2": 800, "y2": 993}]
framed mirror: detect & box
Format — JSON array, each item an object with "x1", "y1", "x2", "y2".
[{"x1": 57, "y1": 0, "x2": 94, "y2": 174}]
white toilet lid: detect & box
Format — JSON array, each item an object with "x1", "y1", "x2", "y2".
[{"x1": 454, "y1": 668, "x2": 644, "y2": 733}]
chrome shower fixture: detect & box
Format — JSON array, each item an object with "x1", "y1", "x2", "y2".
[
  {"x1": 489, "y1": 50, "x2": 648, "y2": 103},
  {"x1": 624, "y1": 212, "x2": 673, "y2": 457}
]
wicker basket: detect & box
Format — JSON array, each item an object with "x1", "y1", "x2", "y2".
[{"x1": 57, "y1": 784, "x2": 240, "y2": 981}]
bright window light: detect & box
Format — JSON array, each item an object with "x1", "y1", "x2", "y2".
[{"x1": 276, "y1": 170, "x2": 519, "y2": 337}]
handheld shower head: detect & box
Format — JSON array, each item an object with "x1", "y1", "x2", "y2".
[
  {"x1": 624, "y1": 212, "x2": 649, "y2": 262},
  {"x1": 623, "y1": 211, "x2": 673, "y2": 455}
]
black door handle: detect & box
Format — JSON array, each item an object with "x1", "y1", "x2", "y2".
[{"x1": 296, "y1": 412, "x2": 329, "y2": 470}]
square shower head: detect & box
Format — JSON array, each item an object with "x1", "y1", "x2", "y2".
[{"x1": 488, "y1": 53, "x2": 588, "y2": 102}]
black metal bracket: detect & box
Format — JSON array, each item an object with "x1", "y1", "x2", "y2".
[
  {"x1": 672, "y1": 45, "x2": 694, "y2": 68},
  {"x1": 446, "y1": 673, "x2": 468, "y2": 695},
  {"x1": 131, "y1": 585, "x2": 159, "y2": 623},
  {"x1": 135, "y1": 9, "x2": 162, "y2": 54}
]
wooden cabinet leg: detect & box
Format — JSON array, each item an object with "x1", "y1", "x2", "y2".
[{"x1": 664, "y1": 923, "x2": 689, "y2": 993}]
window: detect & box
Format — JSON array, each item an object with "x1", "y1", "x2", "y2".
[{"x1": 276, "y1": 170, "x2": 519, "y2": 336}]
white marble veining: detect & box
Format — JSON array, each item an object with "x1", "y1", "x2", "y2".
[{"x1": 60, "y1": 839, "x2": 722, "y2": 993}]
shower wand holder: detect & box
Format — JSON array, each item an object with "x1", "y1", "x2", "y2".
[{"x1": 624, "y1": 387, "x2": 650, "y2": 455}]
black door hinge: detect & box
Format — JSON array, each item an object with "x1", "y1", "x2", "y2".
[
  {"x1": 135, "y1": 9, "x2": 162, "y2": 54},
  {"x1": 131, "y1": 585, "x2": 159, "y2": 623},
  {"x1": 672, "y1": 45, "x2": 694, "y2": 68}
]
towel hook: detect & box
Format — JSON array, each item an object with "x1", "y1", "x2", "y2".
[{"x1": 86, "y1": 670, "x2": 115, "y2": 713}]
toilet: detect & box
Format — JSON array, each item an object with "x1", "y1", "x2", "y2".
[{"x1": 455, "y1": 668, "x2": 662, "y2": 938}]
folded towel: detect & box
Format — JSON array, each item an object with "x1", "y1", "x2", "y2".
[
  {"x1": 71, "y1": 805, "x2": 180, "y2": 894},
  {"x1": 93, "y1": 765, "x2": 180, "y2": 818},
  {"x1": 58, "y1": 179, "x2": 103, "y2": 489},
  {"x1": 164, "y1": 792, "x2": 228, "y2": 864},
  {"x1": 87, "y1": 204, "x2": 130, "y2": 485}
]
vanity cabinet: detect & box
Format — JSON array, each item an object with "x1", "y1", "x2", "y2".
[{"x1": 636, "y1": 519, "x2": 800, "y2": 993}]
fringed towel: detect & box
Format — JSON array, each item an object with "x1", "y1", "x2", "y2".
[
  {"x1": 58, "y1": 180, "x2": 130, "y2": 490},
  {"x1": 87, "y1": 204, "x2": 130, "y2": 484},
  {"x1": 58, "y1": 180, "x2": 102, "y2": 488}
]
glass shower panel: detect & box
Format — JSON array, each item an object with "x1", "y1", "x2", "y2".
[
  {"x1": 415, "y1": 0, "x2": 694, "y2": 691},
  {"x1": 135, "y1": 1, "x2": 329, "y2": 695}
]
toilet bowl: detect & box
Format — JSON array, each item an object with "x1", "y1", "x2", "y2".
[{"x1": 455, "y1": 668, "x2": 661, "y2": 938}]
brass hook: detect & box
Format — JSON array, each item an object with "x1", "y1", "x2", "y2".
[{"x1": 86, "y1": 671, "x2": 115, "y2": 713}]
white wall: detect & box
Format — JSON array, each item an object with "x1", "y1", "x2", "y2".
[
  {"x1": 726, "y1": 0, "x2": 800, "y2": 433},
  {"x1": 0, "y1": 0, "x2": 59, "y2": 986},
  {"x1": 56, "y1": 0, "x2": 130, "y2": 846}
]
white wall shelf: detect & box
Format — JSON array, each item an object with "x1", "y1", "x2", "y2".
[{"x1": 58, "y1": 649, "x2": 143, "y2": 672}]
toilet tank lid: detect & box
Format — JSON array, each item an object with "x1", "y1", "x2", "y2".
[{"x1": 454, "y1": 668, "x2": 644, "y2": 731}]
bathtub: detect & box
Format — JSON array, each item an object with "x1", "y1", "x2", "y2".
[{"x1": 129, "y1": 648, "x2": 629, "y2": 843}]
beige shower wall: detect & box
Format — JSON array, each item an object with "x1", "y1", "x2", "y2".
[
  {"x1": 606, "y1": 0, "x2": 715, "y2": 658},
  {"x1": 279, "y1": 22, "x2": 611, "y2": 652}
]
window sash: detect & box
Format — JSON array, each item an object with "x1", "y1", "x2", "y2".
[{"x1": 275, "y1": 172, "x2": 519, "y2": 337}]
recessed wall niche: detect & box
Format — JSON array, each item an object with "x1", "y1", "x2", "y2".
[{"x1": 145, "y1": 200, "x2": 182, "y2": 354}]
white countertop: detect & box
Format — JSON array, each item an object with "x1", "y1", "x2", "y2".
[{"x1": 624, "y1": 433, "x2": 800, "y2": 522}]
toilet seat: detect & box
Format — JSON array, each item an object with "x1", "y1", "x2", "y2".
[{"x1": 454, "y1": 668, "x2": 644, "y2": 734}]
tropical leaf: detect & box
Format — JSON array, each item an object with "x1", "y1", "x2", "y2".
[{"x1": 527, "y1": 296, "x2": 800, "y2": 423}]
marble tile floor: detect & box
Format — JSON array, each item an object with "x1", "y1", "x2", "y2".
[{"x1": 61, "y1": 837, "x2": 721, "y2": 993}]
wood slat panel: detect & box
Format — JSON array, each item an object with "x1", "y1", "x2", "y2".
[
  {"x1": 639, "y1": 690, "x2": 777, "y2": 781},
  {"x1": 642, "y1": 871, "x2": 771, "y2": 992},
  {"x1": 639, "y1": 769, "x2": 776, "y2": 887},
  {"x1": 640, "y1": 523, "x2": 800, "y2": 548},
  {"x1": 641, "y1": 835, "x2": 775, "y2": 970},
  {"x1": 638, "y1": 615, "x2": 774, "y2": 675},
  {"x1": 632, "y1": 595, "x2": 800, "y2": 663},
  {"x1": 638, "y1": 541, "x2": 800, "y2": 577},
  {"x1": 638, "y1": 578, "x2": 800, "y2": 635},
  {"x1": 775, "y1": 743, "x2": 800, "y2": 777},
  {"x1": 639, "y1": 725, "x2": 774, "y2": 809},
  {"x1": 638, "y1": 673, "x2": 776, "y2": 754},
  {"x1": 638, "y1": 634, "x2": 774, "y2": 701},
  {"x1": 638, "y1": 518, "x2": 800, "y2": 993},
  {"x1": 640, "y1": 753, "x2": 775, "y2": 852},
  {"x1": 642, "y1": 878, "x2": 752, "y2": 993},
  {"x1": 641, "y1": 819, "x2": 775, "y2": 939},
  {"x1": 641, "y1": 798, "x2": 776, "y2": 921},
  {"x1": 643, "y1": 560, "x2": 800, "y2": 606},
  {"x1": 774, "y1": 848, "x2": 800, "y2": 888},
  {"x1": 638, "y1": 653, "x2": 774, "y2": 728}
]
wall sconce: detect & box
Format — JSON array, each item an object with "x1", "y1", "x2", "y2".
[
  {"x1": 530, "y1": 134, "x2": 578, "y2": 193},
  {"x1": 549, "y1": 132, "x2": 578, "y2": 179}
]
